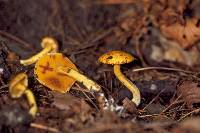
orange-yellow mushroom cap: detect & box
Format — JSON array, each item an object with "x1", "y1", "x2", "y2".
[
  {"x1": 98, "y1": 50, "x2": 134, "y2": 65},
  {"x1": 34, "y1": 53, "x2": 78, "y2": 93},
  {"x1": 9, "y1": 73, "x2": 28, "y2": 98},
  {"x1": 99, "y1": 51, "x2": 141, "y2": 106},
  {"x1": 41, "y1": 37, "x2": 58, "y2": 52}
]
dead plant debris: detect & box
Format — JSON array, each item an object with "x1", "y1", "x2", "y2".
[
  {"x1": 0, "y1": 0, "x2": 200, "y2": 133},
  {"x1": 177, "y1": 81, "x2": 200, "y2": 109}
]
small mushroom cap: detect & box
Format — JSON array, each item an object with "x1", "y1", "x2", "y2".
[
  {"x1": 34, "y1": 53, "x2": 78, "y2": 93},
  {"x1": 98, "y1": 50, "x2": 135, "y2": 65},
  {"x1": 9, "y1": 73, "x2": 28, "y2": 98},
  {"x1": 41, "y1": 37, "x2": 58, "y2": 52}
]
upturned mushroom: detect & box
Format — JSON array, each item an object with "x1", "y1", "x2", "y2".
[
  {"x1": 9, "y1": 73, "x2": 38, "y2": 117},
  {"x1": 34, "y1": 53, "x2": 101, "y2": 93},
  {"x1": 98, "y1": 50, "x2": 141, "y2": 106},
  {"x1": 57, "y1": 66, "x2": 101, "y2": 92},
  {"x1": 20, "y1": 37, "x2": 58, "y2": 66}
]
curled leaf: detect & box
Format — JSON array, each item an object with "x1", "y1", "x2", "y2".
[
  {"x1": 177, "y1": 81, "x2": 200, "y2": 108},
  {"x1": 161, "y1": 18, "x2": 200, "y2": 48}
]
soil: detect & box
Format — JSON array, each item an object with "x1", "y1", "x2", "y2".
[{"x1": 0, "y1": 0, "x2": 200, "y2": 133}]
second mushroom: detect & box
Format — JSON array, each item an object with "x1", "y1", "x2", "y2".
[
  {"x1": 34, "y1": 53, "x2": 101, "y2": 93},
  {"x1": 34, "y1": 53, "x2": 108, "y2": 109},
  {"x1": 9, "y1": 73, "x2": 38, "y2": 117},
  {"x1": 20, "y1": 37, "x2": 58, "y2": 66},
  {"x1": 98, "y1": 50, "x2": 141, "y2": 106}
]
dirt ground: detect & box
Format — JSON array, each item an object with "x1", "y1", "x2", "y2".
[{"x1": 0, "y1": 0, "x2": 200, "y2": 133}]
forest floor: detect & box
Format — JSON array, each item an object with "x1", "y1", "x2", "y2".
[{"x1": 0, "y1": 0, "x2": 200, "y2": 133}]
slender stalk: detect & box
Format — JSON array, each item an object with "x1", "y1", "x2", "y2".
[
  {"x1": 113, "y1": 64, "x2": 141, "y2": 106},
  {"x1": 24, "y1": 89, "x2": 38, "y2": 117},
  {"x1": 20, "y1": 46, "x2": 52, "y2": 66},
  {"x1": 58, "y1": 67, "x2": 110, "y2": 110},
  {"x1": 57, "y1": 66, "x2": 101, "y2": 92}
]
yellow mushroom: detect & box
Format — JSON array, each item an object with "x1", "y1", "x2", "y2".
[
  {"x1": 34, "y1": 53, "x2": 101, "y2": 93},
  {"x1": 57, "y1": 66, "x2": 101, "y2": 92},
  {"x1": 9, "y1": 73, "x2": 38, "y2": 117},
  {"x1": 98, "y1": 50, "x2": 141, "y2": 106},
  {"x1": 20, "y1": 37, "x2": 58, "y2": 66}
]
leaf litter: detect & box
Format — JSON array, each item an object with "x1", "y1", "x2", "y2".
[{"x1": 0, "y1": 0, "x2": 200, "y2": 133}]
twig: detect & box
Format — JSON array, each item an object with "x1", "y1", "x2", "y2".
[
  {"x1": 75, "y1": 83, "x2": 99, "y2": 111},
  {"x1": 71, "y1": 86, "x2": 91, "y2": 93},
  {"x1": 178, "y1": 108, "x2": 200, "y2": 121},
  {"x1": 77, "y1": 27, "x2": 114, "y2": 51},
  {"x1": 30, "y1": 123, "x2": 61, "y2": 133},
  {"x1": 63, "y1": 27, "x2": 114, "y2": 55},
  {"x1": 132, "y1": 67, "x2": 197, "y2": 74},
  {"x1": 0, "y1": 30, "x2": 36, "y2": 52},
  {"x1": 138, "y1": 113, "x2": 160, "y2": 118},
  {"x1": 142, "y1": 88, "x2": 167, "y2": 111},
  {"x1": 161, "y1": 95, "x2": 182, "y2": 113}
]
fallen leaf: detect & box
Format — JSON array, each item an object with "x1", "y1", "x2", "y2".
[
  {"x1": 161, "y1": 18, "x2": 200, "y2": 48},
  {"x1": 52, "y1": 92, "x2": 77, "y2": 110},
  {"x1": 53, "y1": 91, "x2": 93, "y2": 122},
  {"x1": 177, "y1": 81, "x2": 200, "y2": 109}
]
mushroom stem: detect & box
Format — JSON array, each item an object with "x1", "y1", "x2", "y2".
[
  {"x1": 9, "y1": 73, "x2": 38, "y2": 117},
  {"x1": 58, "y1": 66, "x2": 109, "y2": 110},
  {"x1": 20, "y1": 46, "x2": 52, "y2": 66},
  {"x1": 113, "y1": 64, "x2": 141, "y2": 106},
  {"x1": 57, "y1": 66, "x2": 101, "y2": 92},
  {"x1": 24, "y1": 89, "x2": 38, "y2": 117}
]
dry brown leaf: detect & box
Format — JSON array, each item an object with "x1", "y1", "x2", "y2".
[
  {"x1": 97, "y1": 0, "x2": 135, "y2": 4},
  {"x1": 53, "y1": 91, "x2": 93, "y2": 122},
  {"x1": 158, "y1": 8, "x2": 181, "y2": 25},
  {"x1": 177, "y1": 81, "x2": 200, "y2": 109},
  {"x1": 52, "y1": 92, "x2": 78, "y2": 110},
  {"x1": 161, "y1": 18, "x2": 200, "y2": 48}
]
